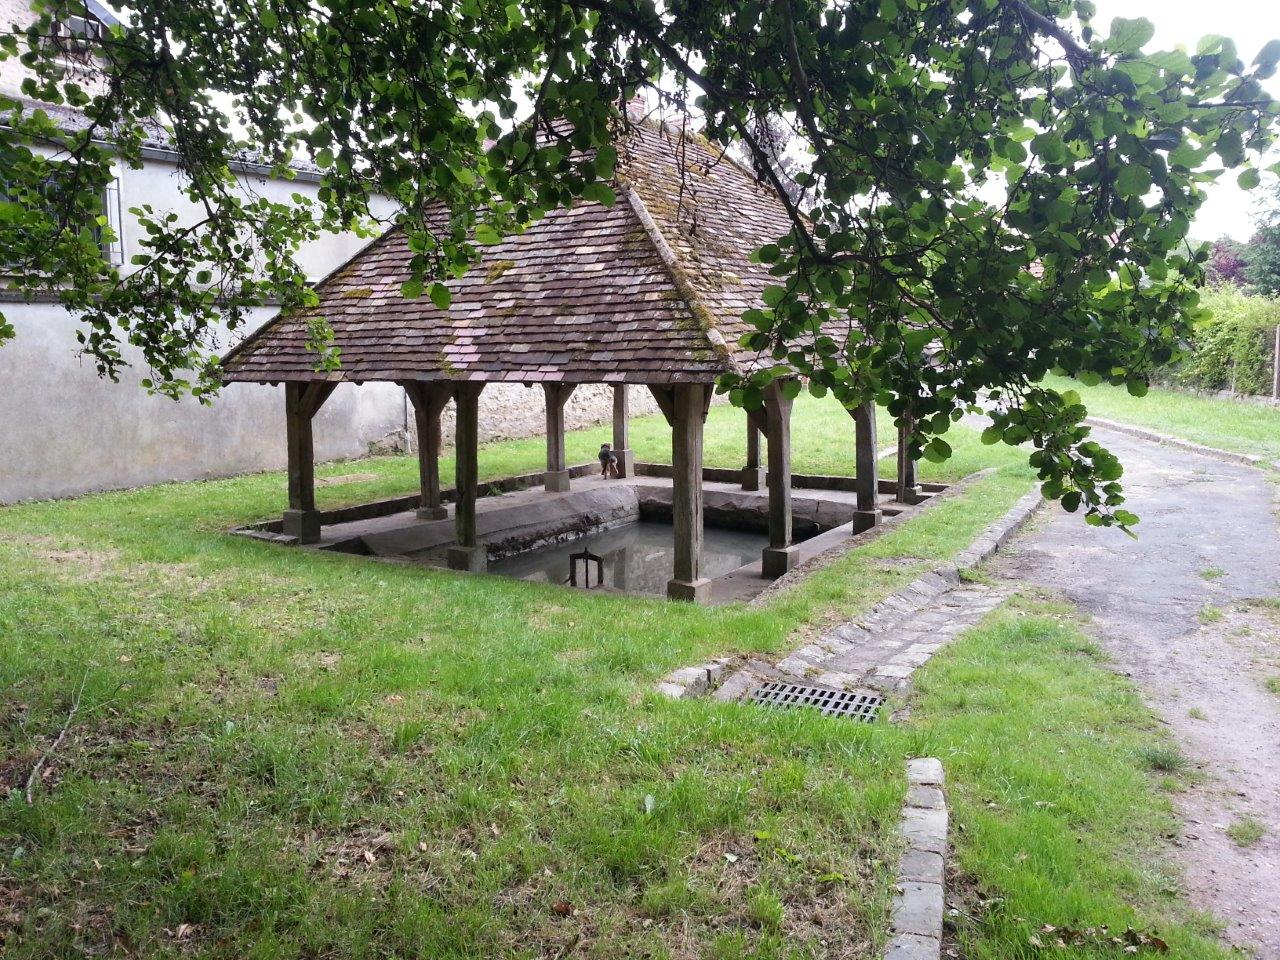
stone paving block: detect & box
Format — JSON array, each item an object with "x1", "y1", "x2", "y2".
[
  {"x1": 901, "y1": 807, "x2": 948, "y2": 855},
  {"x1": 812, "y1": 671, "x2": 858, "y2": 689},
  {"x1": 907, "y1": 784, "x2": 945, "y2": 810},
  {"x1": 655, "y1": 681, "x2": 687, "y2": 699},
  {"x1": 884, "y1": 932, "x2": 941, "y2": 960},
  {"x1": 875, "y1": 663, "x2": 915, "y2": 679},
  {"x1": 667, "y1": 666, "x2": 709, "y2": 696},
  {"x1": 712, "y1": 670, "x2": 764, "y2": 702},
  {"x1": 891, "y1": 881, "x2": 944, "y2": 938},
  {"x1": 705, "y1": 658, "x2": 733, "y2": 685},
  {"x1": 907, "y1": 757, "x2": 945, "y2": 786},
  {"x1": 898, "y1": 847, "x2": 944, "y2": 884}
]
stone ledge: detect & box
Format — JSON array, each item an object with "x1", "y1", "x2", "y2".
[{"x1": 886, "y1": 757, "x2": 949, "y2": 960}]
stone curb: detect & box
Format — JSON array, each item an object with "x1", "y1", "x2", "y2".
[
  {"x1": 1086, "y1": 416, "x2": 1277, "y2": 471},
  {"x1": 885, "y1": 758, "x2": 948, "y2": 960},
  {"x1": 952, "y1": 488, "x2": 1044, "y2": 571}
]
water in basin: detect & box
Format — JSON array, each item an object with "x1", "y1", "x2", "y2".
[{"x1": 489, "y1": 520, "x2": 766, "y2": 596}]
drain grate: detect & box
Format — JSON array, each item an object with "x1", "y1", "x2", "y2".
[{"x1": 750, "y1": 681, "x2": 884, "y2": 722}]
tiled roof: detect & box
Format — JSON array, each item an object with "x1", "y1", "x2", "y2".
[{"x1": 222, "y1": 118, "x2": 795, "y2": 385}]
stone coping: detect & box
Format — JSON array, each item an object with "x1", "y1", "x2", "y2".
[{"x1": 886, "y1": 758, "x2": 948, "y2": 960}]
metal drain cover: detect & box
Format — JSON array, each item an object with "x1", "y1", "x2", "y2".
[{"x1": 750, "y1": 681, "x2": 884, "y2": 722}]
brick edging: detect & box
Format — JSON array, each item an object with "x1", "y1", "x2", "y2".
[
  {"x1": 886, "y1": 758, "x2": 948, "y2": 960},
  {"x1": 1086, "y1": 416, "x2": 1277, "y2": 471}
]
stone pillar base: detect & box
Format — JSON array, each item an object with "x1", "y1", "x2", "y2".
[
  {"x1": 667, "y1": 577, "x2": 713, "y2": 603},
  {"x1": 896, "y1": 486, "x2": 923, "y2": 505},
  {"x1": 446, "y1": 545, "x2": 487, "y2": 572},
  {"x1": 761, "y1": 544, "x2": 801, "y2": 579},
  {"x1": 544, "y1": 470, "x2": 572, "y2": 493},
  {"x1": 616, "y1": 448, "x2": 636, "y2": 478},
  {"x1": 416, "y1": 505, "x2": 449, "y2": 521},
  {"x1": 852, "y1": 509, "x2": 883, "y2": 533},
  {"x1": 741, "y1": 466, "x2": 766, "y2": 491},
  {"x1": 283, "y1": 508, "x2": 322, "y2": 544}
]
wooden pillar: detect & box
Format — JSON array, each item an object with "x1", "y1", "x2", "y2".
[
  {"x1": 283, "y1": 380, "x2": 336, "y2": 544},
  {"x1": 742, "y1": 415, "x2": 765, "y2": 491},
  {"x1": 612, "y1": 384, "x2": 636, "y2": 478},
  {"x1": 851, "y1": 400, "x2": 882, "y2": 531},
  {"x1": 666, "y1": 383, "x2": 711, "y2": 602},
  {"x1": 447, "y1": 382, "x2": 486, "y2": 571},
  {"x1": 896, "y1": 413, "x2": 921, "y2": 504},
  {"x1": 760, "y1": 383, "x2": 798, "y2": 579},
  {"x1": 543, "y1": 382, "x2": 576, "y2": 492},
  {"x1": 404, "y1": 382, "x2": 450, "y2": 520},
  {"x1": 1273, "y1": 324, "x2": 1279, "y2": 401}
]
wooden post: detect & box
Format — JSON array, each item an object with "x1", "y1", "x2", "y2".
[
  {"x1": 612, "y1": 384, "x2": 636, "y2": 478},
  {"x1": 667, "y1": 382, "x2": 710, "y2": 602},
  {"x1": 543, "y1": 383, "x2": 576, "y2": 492},
  {"x1": 283, "y1": 380, "x2": 336, "y2": 544},
  {"x1": 851, "y1": 400, "x2": 882, "y2": 531},
  {"x1": 404, "y1": 382, "x2": 450, "y2": 520},
  {"x1": 742, "y1": 415, "x2": 765, "y2": 491},
  {"x1": 447, "y1": 382, "x2": 486, "y2": 571},
  {"x1": 1273, "y1": 324, "x2": 1279, "y2": 401},
  {"x1": 896, "y1": 414, "x2": 921, "y2": 504},
  {"x1": 760, "y1": 382, "x2": 798, "y2": 579}
]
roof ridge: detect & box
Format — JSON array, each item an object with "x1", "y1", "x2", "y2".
[{"x1": 619, "y1": 179, "x2": 742, "y2": 378}]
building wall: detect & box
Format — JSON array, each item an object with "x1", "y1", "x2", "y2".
[{"x1": 0, "y1": 1, "x2": 656, "y2": 504}]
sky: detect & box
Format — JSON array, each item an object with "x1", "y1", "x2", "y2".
[{"x1": 1089, "y1": 0, "x2": 1280, "y2": 240}]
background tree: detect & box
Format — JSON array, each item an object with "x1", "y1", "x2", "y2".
[
  {"x1": 1245, "y1": 183, "x2": 1280, "y2": 297},
  {"x1": 1206, "y1": 235, "x2": 1251, "y2": 285},
  {"x1": 3, "y1": 0, "x2": 1280, "y2": 526}
]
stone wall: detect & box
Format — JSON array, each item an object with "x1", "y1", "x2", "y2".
[{"x1": 425, "y1": 383, "x2": 662, "y2": 450}]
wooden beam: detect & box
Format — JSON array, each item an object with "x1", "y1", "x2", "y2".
[
  {"x1": 668, "y1": 383, "x2": 710, "y2": 602},
  {"x1": 760, "y1": 382, "x2": 798, "y2": 578},
  {"x1": 543, "y1": 383, "x2": 576, "y2": 492},
  {"x1": 896, "y1": 414, "x2": 921, "y2": 504},
  {"x1": 283, "y1": 380, "x2": 336, "y2": 544},
  {"x1": 447, "y1": 382, "x2": 486, "y2": 571},
  {"x1": 742, "y1": 412, "x2": 765, "y2": 491},
  {"x1": 404, "y1": 382, "x2": 450, "y2": 520},
  {"x1": 648, "y1": 384, "x2": 676, "y2": 427},
  {"x1": 612, "y1": 384, "x2": 635, "y2": 478}
]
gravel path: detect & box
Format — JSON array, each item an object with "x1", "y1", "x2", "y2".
[{"x1": 991, "y1": 426, "x2": 1280, "y2": 957}]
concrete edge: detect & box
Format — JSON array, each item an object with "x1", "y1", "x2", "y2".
[
  {"x1": 885, "y1": 758, "x2": 949, "y2": 960},
  {"x1": 1086, "y1": 416, "x2": 1276, "y2": 471}
]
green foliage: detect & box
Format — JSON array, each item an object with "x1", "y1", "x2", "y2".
[
  {"x1": 1168, "y1": 285, "x2": 1280, "y2": 396},
  {"x1": 2, "y1": 0, "x2": 1280, "y2": 525},
  {"x1": 1245, "y1": 225, "x2": 1280, "y2": 297}
]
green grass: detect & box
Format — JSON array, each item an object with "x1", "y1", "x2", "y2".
[
  {"x1": 910, "y1": 598, "x2": 1228, "y2": 959},
  {"x1": 1227, "y1": 818, "x2": 1265, "y2": 848},
  {"x1": 0, "y1": 407, "x2": 1232, "y2": 958},
  {"x1": 1043, "y1": 374, "x2": 1280, "y2": 462}
]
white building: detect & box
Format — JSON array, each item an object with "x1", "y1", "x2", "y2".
[{"x1": 0, "y1": 0, "x2": 626, "y2": 504}]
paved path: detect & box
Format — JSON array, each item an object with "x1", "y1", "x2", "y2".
[{"x1": 992, "y1": 426, "x2": 1280, "y2": 957}]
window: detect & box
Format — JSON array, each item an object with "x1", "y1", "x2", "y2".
[{"x1": 1, "y1": 168, "x2": 123, "y2": 266}]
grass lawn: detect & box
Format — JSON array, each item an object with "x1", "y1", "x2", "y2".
[
  {"x1": 1044, "y1": 374, "x2": 1280, "y2": 463},
  {"x1": 0, "y1": 406, "x2": 1229, "y2": 958}
]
